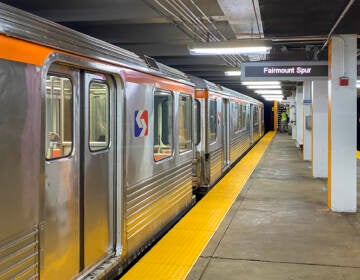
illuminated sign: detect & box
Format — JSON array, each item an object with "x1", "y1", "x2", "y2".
[
  {"x1": 242, "y1": 61, "x2": 328, "y2": 80},
  {"x1": 241, "y1": 61, "x2": 360, "y2": 81}
]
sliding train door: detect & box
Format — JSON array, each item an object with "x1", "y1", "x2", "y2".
[
  {"x1": 222, "y1": 98, "x2": 230, "y2": 170},
  {"x1": 83, "y1": 72, "x2": 115, "y2": 269},
  {"x1": 43, "y1": 65, "x2": 115, "y2": 278}
]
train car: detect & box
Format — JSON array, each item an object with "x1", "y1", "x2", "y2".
[
  {"x1": 0, "y1": 4, "x2": 195, "y2": 279},
  {"x1": 0, "y1": 4, "x2": 265, "y2": 280},
  {"x1": 190, "y1": 76, "x2": 264, "y2": 192}
]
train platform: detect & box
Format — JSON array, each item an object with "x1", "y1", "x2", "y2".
[{"x1": 121, "y1": 132, "x2": 360, "y2": 280}]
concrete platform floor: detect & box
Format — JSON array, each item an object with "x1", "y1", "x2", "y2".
[{"x1": 187, "y1": 133, "x2": 360, "y2": 280}]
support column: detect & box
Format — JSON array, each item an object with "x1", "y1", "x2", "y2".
[
  {"x1": 328, "y1": 34, "x2": 357, "y2": 212},
  {"x1": 295, "y1": 86, "x2": 303, "y2": 148},
  {"x1": 288, "y1": 95, "x2": 296, "y2": 140},
  {"x1": 312, "y1": 80, "x2": 328, "y2": 178},
  {"x1": 303, "y1": 81, "x2": 312, "y2": 161}
]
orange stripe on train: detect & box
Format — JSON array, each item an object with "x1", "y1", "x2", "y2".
[{"x1": 0, "y1": 34, "x2": 54, "y2": 66}]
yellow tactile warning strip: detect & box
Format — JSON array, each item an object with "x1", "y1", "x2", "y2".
[
  {"x1": 357, "y1": 151, "x2": 360, "y2": 160},
  {"x1": 121, "y1": 131, "x2": 276, "y2": 280}
]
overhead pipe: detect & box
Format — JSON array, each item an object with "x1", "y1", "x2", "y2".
[
  {"x1": 320, "y1": 0, "x2": 355, "y2": 52},
  {"x1": 188, "y1": 0, "x2": 245, "y2": 63},
  {"x1": 251, "y1": 0, "x2": 262, "y2": 37},
  {"x1": 148, "y1": 0, "x2": 210, "y2": 44},
  {"x1": 144, "y1": 0, "x2": 244, "y2": 66},
  {"x1": 170, "y1": 0, "x2": 243, "y2": 64}
]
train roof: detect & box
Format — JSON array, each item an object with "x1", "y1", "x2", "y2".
[
  {"x1": 0, "y1": 3, "x2": 192, "y2": 86},
  {"x1": 187, "y1": 75, "x2": 221, "y2": 93},
  {"x1": 220, "y1": 86, "x2": 263, "y2": 105},
  {"x1": 188, "y1": 75, "x2": 263, "y2": 105}
]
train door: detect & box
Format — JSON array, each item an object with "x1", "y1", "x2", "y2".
[
  {"x1": 83, "y1": 72, "x2": 115, "y2": 270},
  {"x1": 43, "y1": 65, "x2": 115, "y2": 278},
  {"x1": 222, "y1": 98, "x2": 230, "y2": 169}
]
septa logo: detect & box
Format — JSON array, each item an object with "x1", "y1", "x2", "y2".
[{"x1": 134, "y1": 110, "x2": 149, "y2": 137}]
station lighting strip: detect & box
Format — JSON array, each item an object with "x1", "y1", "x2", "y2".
[
  {"x1": 241, "y1": 81, "x2": 280, "y2": 86},
  {"x1": 240, "y1": 81, "x2": 283, "y2": 100},
  {"x1": 255, "y1": 89, "x2": 283, "y2": 95},
  {"x1": 261, "y1": 94, "x2": 284, "y2": 100},
  {"x1": 247, "y1": 85, "x2": 281, "y2": 89},
  {"x1": 188, "y1": 40, "x2": 272, "y2": 55},
  {"x1": 224, "y1": 70, "x2": 242, "y2": 76}
]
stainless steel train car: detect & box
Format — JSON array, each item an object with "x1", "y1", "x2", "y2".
[
  {"x1": 0, "y1": 4, "x2": 263, "y2": 280},
  {"x1": 190, "y1": 76, "x2": 264, "y2": 191}
]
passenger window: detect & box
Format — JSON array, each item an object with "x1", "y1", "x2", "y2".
[
  {"x1": 242, "y1": 105, "x2": 247, "y2": 129},
  {"x1": 45, "y1": 75, "x2": 73, "y2": 160},
  {"x1": 254, "y1": 106, "x2": 259, "y2": 125},
  {"x1": 233, "y1": 103, "x2": 242, "y2": 132},
  {"x1": 209, "y1": 99, "x2": 217, "y2": 143},
  {"x1": 154, "y1": 91, "x2": 173, "y2": 161},
  {"x1": 179, "y1": 94, "x2": 192, "y2": 153},
  {"x1": 194, "y1": 99, "x2": 201, "y2": 145},
  {"x1": 89, "y1": 81, "x2": 110, "y2": 152}
]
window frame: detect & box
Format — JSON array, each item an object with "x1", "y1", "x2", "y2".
[
  {"x1": 153, "y1": 90, "x2": 174, "y2": 162},
  {"x1": 233, "y1": 102, "x2": 242, "y2": 133},
  {"x1": 194, "y1": 99, "x2": 201, "y2": 146},
  {"x1": 178, "y1": 93, "x2": 193, "y2": 154},
  {"x1": 208, "y1": 98, "x2": 218, "y2": 144},
  {"x1": 45, "y1": 73, "x2": 74, "y2": 161},
  {"x1": 253, "y1": 106, "x2": 259, "y2": 126},
  {"x1": 88, "y1": 79, "x2": 111, "y2": 153}
]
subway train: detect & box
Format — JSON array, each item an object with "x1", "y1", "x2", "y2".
[{"x1": 0, "y1": 4, "x2": 264, "y2": 280}]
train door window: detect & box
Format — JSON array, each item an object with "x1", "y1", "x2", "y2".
[
  {"x1": 45, "y1": 75, "x2": 73, "y2": 160},
  {"x1": 242, "y1": 104, "x2": 247, "y2": 129},
  {"x1": 194, "y1": 99, "x2": 201, "y2": 145},
  {"x1": 254, "y1": 106, "x2": 259, "y2": 125},
  {"x1": 233, "y1": 103, "x2": 242, "y2": 132},
  {"x1": 209, "y1": 99, "x2": 217, "y2": 143},
  {"x1": 89, "y1": 81, "x2": 109, "y2": 151},
  {"x1": 154, "y1": 91, "x2": 173, "y2": 161},
  {"x1": 179, "y1": 94, "x2": 192, "y2": 153}
]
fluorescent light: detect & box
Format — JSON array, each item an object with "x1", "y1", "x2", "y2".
[
  {"x1": 247, "y1": 85, "x2": 281, "y2": 89},
  {"x1": 225, "y1": 70, "x2": 241, "y2": 76},
  {"x1": 241, "y1": 81, "x2": 280, "y2": 86},
  {"x1": 261, "y1": 94, "x2": 284, "y2": 98},
  {"x1": 188, "y1": 40, "x2": 272, "y2": 55},
  {"x1": 357, "y1": 80, "x2": 360, "y2": 88},
  {"x1": 190, "y1": 46, "x2": 270, "y2": 55},
  {"x1": 255, "y1": 90, "x2": 283, "y2": 95},
  {"x1": 263, "y1": 96, "x2": 284, "y2": 101}
]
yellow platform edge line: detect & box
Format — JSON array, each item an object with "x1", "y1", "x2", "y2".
[
  {"x1": 121, "y1": 131, "x2": 276, "y2": 280},
  {"x1": 357, "y1": 150, "x2": 360, "y2": 160}
]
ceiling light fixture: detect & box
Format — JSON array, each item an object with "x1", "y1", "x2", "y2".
[
  {"x1": 241, "y1": 81, "x2": 280, "y2": 86},
  {"x1": 188, "y1": 39, "x2": 272, "y2": 55},
  {"x1": 261, "y1": 94, "x2": 284, "y2": 98},
  {"x1": 225, "y1": 70, "x2": 241, "y2": 76},
  {"x1": 263, "y1": 96, "x2": 284, "y2": 101},
  {"x1": 247, "y1": 85, "x2": 281, "y2": 89},
  {"x1": 255, "y1": 90, "x2": 283, "y2": 95}
]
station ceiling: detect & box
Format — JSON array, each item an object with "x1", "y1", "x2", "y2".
[{"x1": 3, "y1": 0, "x2": 359, "y2": 100}]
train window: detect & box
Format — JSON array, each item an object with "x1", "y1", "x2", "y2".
[
  {"x1": 242, "y1": 105, "x2": 247, "y2": 129},
  {"x1": 154, "y1": 91, "x2": 173, "y2": 161},
  {"x1": 209, "y1": 99, "x2": 217, "y2": 143},
  {"x1": 253, "y1": 106, "x2": 259, "y2": 125},
  {"x1": 45, "y1": 75, "x2": 73, "y2": 160},
  {"x1": 194, "y1": 100, "x2": 201, "y2": 145},
  {"x1": 89, "y1": 81, "x2": 109, "y2": 151},
  {"x1": 179, "y1": 94, "x2": 192, "y2": 153},
  {"x1": 233, "y1": 103, "x2": 242, "y2": 132}
]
